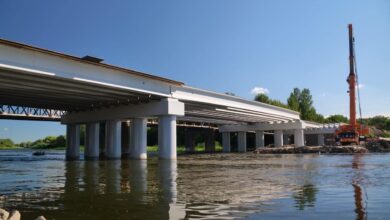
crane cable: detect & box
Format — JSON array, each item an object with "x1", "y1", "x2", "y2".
[{"x1": 352, "y1": 37, "x2": 364, "y2": 128}]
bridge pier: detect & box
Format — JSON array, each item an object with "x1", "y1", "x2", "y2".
[
  {"x1": 158, "y1": 115, "x2": 177, "y2": 160},
  {"x1": 121, "y1": 121, "x2": 132, "y2": 158},
  {"x1": 130, "y1": 118, "x2": 147, "y2": 159},
  {"x1": 318, "y1": 134, "x2": 325, "y2": 146},
  {"x1": 85, "y1": 122, "x2": 100, "y2": 160},
  {"x1": 185, "y1": 128, "x2": 195, "y2": 153},
  {"x1": 238, "y1": 131, "x2": 247, "y2": 152},
  {"x1": 294, "y1": 129, "x2": 304, "y2": 147},
  {"x1": 204, "y1": 129, "x2": 215, "y2": 152},
  {"x1": 255, "y1": 131, "x2": 264, "y2": 147},
  {"x1": 274, "y1": 130, "x2": 283, "y2": 147},
  {"x1": 283, "y1": 134, "x2": 289, "y2": 145},
  {"x1": 66, "y1": 124, "x2": 80, "y2": 160},
  {"x1": 105, "y1": 119, "x2": 122, "y2": 159},
  {"x1": 222, "y1": 132, "x2": 231, "y2": 152}
]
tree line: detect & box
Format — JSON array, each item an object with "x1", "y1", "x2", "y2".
[
  {"x1": 254, "y1": 88, "x2": 327, "y2": 123},
  {"x1": 254, "y1": 88, "x2": 390, "y2": 132}
]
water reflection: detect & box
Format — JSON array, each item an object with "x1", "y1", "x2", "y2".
[
  {"x1": 159, "y1": 161, "x2": 178, "y2": 203},
  {"x1": 62, "y1": 159, "x2": 180, "y2": 219},
  {"x1": 292, "y1": 184, "x2": 318, "y2": 210},
  {"x1": 2, "y1": 151, "x2": 389, "y2": 219},
  {"x1": 351, "y1": 154, "x2": 367, "y2": 220}
]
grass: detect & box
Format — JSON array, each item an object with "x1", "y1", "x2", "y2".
[
  {"x1": 0, "y1": 145, "x2": 22, "y2": 150},
  {"x1": 2, "y1": 143, "x2": 223, "y2": 153},
  {"x1": 147, "y1": 142, "x2": 223, "y2": 153}
]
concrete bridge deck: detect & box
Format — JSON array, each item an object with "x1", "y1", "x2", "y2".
[{"x1": 0, "y1": 38, "x2": 337, "y2": 160}]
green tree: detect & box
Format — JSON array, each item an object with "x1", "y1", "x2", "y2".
[
  {"x1": 254, "y1": 94, "x2": 270, "y2": 103},
  {"x1": 55, "y1": 135, "x2": 66, "y2": 147},
  {"x1": 368, "y1": 116, "x2": 390, "y2": 130},
  {"x1": 287, "y1": 88, "x2": 301, "y2": 111},
  {"x1": 299, "y1": 89, "x2": 315, "y2": 120},
  {"x1": 325, "y1": 114, "x2": 349, "y2": 123},
  {"x1": 0, "y1": 139, "x2": 15, "y2": 148}
]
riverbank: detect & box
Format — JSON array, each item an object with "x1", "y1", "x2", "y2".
[
  {"x1": 254, "y1": 145, "x2": 368, "y2": 154},
  {"x1": 254, "y1": 140, "x2": 390, "y2": 154}
]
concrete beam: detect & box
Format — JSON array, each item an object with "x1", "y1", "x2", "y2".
[
  {"x1": 61, "y1": 98, "x2": 184, "y2": 124},
  {"x1": 219, "y1": 120, "x2": 304, "y2": 133}
]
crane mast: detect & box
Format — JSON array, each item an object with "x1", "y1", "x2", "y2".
[
  {"x1": 335, "y1": 24, "x2": 369, "y2": 145},
  {"x1": 348, "y1": 24, "x2": 357, "y2": 129}
]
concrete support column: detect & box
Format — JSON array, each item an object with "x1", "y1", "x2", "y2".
[
  {"x1": 255, "y1": 131, "x2": 265, "y2": 147},
  {"x1": 121, "y1": 121, "x2": 132, "y2": 158},
  {"x1": 274, "y1": 130, "x2": 283, "y2": 147},
  {"x1": 237, "y1": 131, "x2": 247, "y2": 152},
  {"x1": 85, "y1": 122, "x2": 100, "y2": 159},
  {"x1": 283, "y1": 134, "x2": 289, "y2": 145},
  {"x1": 222, "y1": 132, "x2": 231, "y2": 152},
  {"x1": 318, "y1": 134, "x2": 325, "y2": 146},
  {"x1": 204, "y1": 129, "x2": 215, "y2": 152},
  {"x1": 130, "y1": 118, "x2": 147, "y2": 159},
  {"x1": 185, "y1": 128, "x2": 195, "y2": 153},
  {"x1": 66, "y1": 124, "x2": 80, "y2": 160},
  {"x1": 294, "y1": 129, "x2": 305, "y2": 147},
  {"x1": 158, "y1": 115, "x2": 177, "y2": 160},
  {"x1": 105, "y1": 119, "x2": 121, "y2": 159}
]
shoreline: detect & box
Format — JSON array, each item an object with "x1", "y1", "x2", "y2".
[{"x1": 254, "y1": 141, "x2": 390, "y2": 154}]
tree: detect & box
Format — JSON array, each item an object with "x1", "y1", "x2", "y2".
[
  {"x1": 368, "y1": 116, "x2": 390, "y2": 130},
  {"x1": 299, "y1": 89, "x2": 315, "y2": 120},
  {"x1": 55, "y1": 135, "x2": 66, "y2": 147},
  {"x1": 0, "y1": 139, "x2": 15, "y2": 148},
  {"x1": 325, "y1": 114, "x2": 349, "y2": 123},
  {"x1": 287, "y1": 88, "x2": 301, "y2": 111},
  {"x1": 254, "y1": 94, "x2": 270, "y2": 103}
]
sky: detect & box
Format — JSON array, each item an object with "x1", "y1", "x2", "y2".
[{"x1": 0, "y1": 0, "x2": 389, "y2": 142}]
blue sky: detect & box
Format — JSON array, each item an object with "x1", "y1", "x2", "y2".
[{"x1": 0, "y1": 0, "x2": 389, "y2": 142}]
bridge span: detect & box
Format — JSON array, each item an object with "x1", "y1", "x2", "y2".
[{"x1": 0, "y1": 39, "x2": 336, "y2": 160}]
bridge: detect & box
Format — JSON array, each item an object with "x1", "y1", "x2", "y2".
[{"x1": 0, "y1": 38, "x2": 337, "y2": 160}]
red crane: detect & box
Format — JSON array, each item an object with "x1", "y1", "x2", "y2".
[{"x1": 335, "y1": 24, "x2": 369, "y2": 145}]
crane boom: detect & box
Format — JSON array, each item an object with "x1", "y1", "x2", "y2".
[{"x1": 348, "y1": 24, "x2": 357, "y2": 129}]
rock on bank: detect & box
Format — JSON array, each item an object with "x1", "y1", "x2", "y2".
[{"x1": 253, "y1": 145, "x2": 368, "y2": 154}]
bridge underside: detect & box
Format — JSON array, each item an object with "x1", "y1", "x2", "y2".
[
  {"x1": 0, "y1": 38, "x2": 336, "y2": 161},
  {"x1": 0, "y1": 66, "x2": 296, "y2": 125}
]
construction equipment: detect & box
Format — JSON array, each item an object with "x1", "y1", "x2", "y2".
[{"x1": 335, "y1": 24, "x2": 369, "y2": 145}]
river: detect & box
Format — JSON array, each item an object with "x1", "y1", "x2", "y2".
[{"x1": 0, "y1": 150, "x2": 389, "y2": 219}]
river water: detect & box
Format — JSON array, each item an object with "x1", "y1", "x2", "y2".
[{"x1": 0, "y1": 150, "x2": 389, "y2": 219}]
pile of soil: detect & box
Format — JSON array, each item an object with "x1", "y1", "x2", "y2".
[{"x1": 253, "y1": 145, "x2": 368, "y2": 154}]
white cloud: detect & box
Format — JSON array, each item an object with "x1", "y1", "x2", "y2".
[
  {"x1": 356, "y1": 84, "x2": 365, "y2": 89},
  {"x1": 3, "y1": 128, "x2": 9, "y2": 132},
  {"x1": 251, "y1": 87, "x2": 270, "y2": 95}
]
